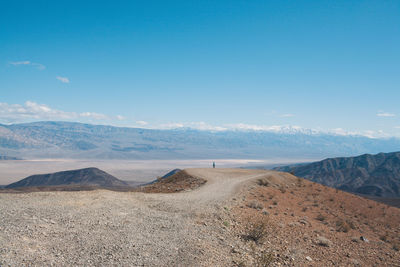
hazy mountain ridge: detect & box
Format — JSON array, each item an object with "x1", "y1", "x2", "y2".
[
  {"x1": 275, "y1": 152, "x2": 400, "y2": 197},
  {"x1": 0, "y1": 155, "x2": 21, "y2": 160},
  {"x1": 5, "y1": 167, "x2": 128, "y2": 189},
  {"x1": 1, "y1": 121, "x2": 400, "y2": 159}
]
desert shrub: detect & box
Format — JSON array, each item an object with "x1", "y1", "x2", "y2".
[
  {"x1": 316, "y1": 214, "x2": 326, "y2": 221},
  {"x1": 302, "y1": 207, "x2": 308, "y2": 212},
  {"x1": 336, "y1": 220, "x2": 350, "y2": 233},
  {"x1": 347, "y1": 220, "x2": 356, "y2": 230},
  {"x1": 380, "y1": 233, "x2": 388, "y2": 242},
  {"x1": 243, "y1": 220, "x2": 269, "y2": 244},
  {"x1": 316, "y1": 236, "x2": 332, "y2": 247},
  {"x1": 255, "y1": 250, "x2": 274, "y2": 267},
  {"x1": 248, "y1": 201, "x2": 263, "y2": 210},
  {"x1": 257, "y1": 178, "x2": 270, "y2": 187}
]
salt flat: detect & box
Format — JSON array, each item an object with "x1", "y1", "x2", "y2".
[{"x1": 0, "y1": 158, "x2": 305, "y2": 186}]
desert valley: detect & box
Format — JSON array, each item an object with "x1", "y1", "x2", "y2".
[{"x1": 2, "y1": 1, "x2": 400, "y2": 266}]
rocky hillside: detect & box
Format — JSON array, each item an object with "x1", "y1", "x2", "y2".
[
  {"x1": 275, "y1": 152, "x2": 400, "y2": 197},
  {"x1": 5, "y1": 167, "x2": 128, "y2": 189}
]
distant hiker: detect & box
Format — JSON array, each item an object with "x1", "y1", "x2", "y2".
[{"x1": 213, "y1": 162, "x2": 215, "y2": 168}]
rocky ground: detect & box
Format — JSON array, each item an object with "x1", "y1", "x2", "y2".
[
  {"x1": 228, "y1": 172, "x2": 400, "y2": 266},
  {"x1": 0, "y1": 168, "x2": 399, "y2": 266},
  {"x1": 138, "y1": 170, "x2": 206, "y2": 193}
]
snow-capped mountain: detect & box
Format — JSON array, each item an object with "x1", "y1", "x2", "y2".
[{"x1": 1, "y1": 121, "x2": 400, "y2": 160}]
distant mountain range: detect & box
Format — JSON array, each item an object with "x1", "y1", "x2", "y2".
[
  {"x1": 0, "y1": 155, "x2": 21, "y2": 160},
  {"x1": 274, "y1": 152, "x2": 400, "y2": 198},
  {"x1": 1, "y1": 121, "x2": 400, "y2": 160},
  {"x1": 5, "y1": 167, "x2": 128, "y2": 189}
]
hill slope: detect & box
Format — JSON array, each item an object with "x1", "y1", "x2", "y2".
[
  {"x1": 5, "y1": 167, "x2": 128, "y2": 189},
  {"x1": 274, "y1": 151, "x2": 400, "y2": 197},
  {"x1": 1, "y1": 168, "x2": 399, "y2": 266}
]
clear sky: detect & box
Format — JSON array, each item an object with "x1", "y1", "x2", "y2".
[{"x1": 1, "y1": 0, "x2": 400, "y2": 137}]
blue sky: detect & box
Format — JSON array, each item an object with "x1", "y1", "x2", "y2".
[{"x1": 1, "y1": 0, "x2": 400, "y2": 137}]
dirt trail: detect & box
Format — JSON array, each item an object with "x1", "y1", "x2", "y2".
[
  {"x1": 0, "y1": 168, "x2": 272, "y2": 266},
  {"x1": 144, "y1": 168, "x2": 273, "y2": 211}
]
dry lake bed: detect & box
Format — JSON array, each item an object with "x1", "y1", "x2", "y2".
[{"x1": 0, "y1": 158, "x2": 310, "y2": 186}]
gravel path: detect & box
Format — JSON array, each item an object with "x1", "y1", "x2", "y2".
[{"x1": 0, "y1": 168, "x2": 271, "y2": 266}]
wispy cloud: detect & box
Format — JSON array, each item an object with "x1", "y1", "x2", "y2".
[
  {"x1": 159, "y1": 122, "x2": 185, "y2": 129},
  {"x1": 225, "y1": 123, "x2": 310, "y2": 133},
  {"x1": 79, "y1": 112, "x2": 108, "y2": 120},
  {"x1": 9, "y1": 60, "x2": 46, "y2": 70},
  {"x1": 154, "y1": 122, "x2": 396, "y2": 138},
  {"x1": 159, "y1": 122, "x2": 228, "y2": 131},
  {"x1": 0, "y1": 101, "x2": 123, "y2": 123},
  {"x1": 56, "y1": 76, "x2": 70, "y2": 83},
  {"x1": 361, "y1": 130, "x2": 391, "y2": 139},
  {"x1": 135, "y1": 120, "x2": 148, "y2": 126},
  {"x1": 377, "y1": 111, "x2": 395, "y2": 117},
  {"x1": 31, "y1": 63, "x2": 46, "y2": 70},
  {"x1": 116, "y1": 115, "x2": 125, "y2": 121},
  {"x1": 280, "y1": 113, "x2": 295, "y2": 117},
  {"x1": 10, "y1": 61, "x2": 31, "y2": 66}
]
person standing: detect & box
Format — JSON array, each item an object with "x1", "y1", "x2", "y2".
[{"x1": 213, "y1": 162, "x2": 215, "y2": 168}]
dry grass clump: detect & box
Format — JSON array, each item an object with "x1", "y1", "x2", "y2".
[
  {"x1": 248, "y1": 201, "x2": 263, "y2": 210},
  {"x1": 316, "y1": 236, "x2": 332, "y2": 247},
  {"x1": 336, "y1": 220, "x2": 350, "y2": 232},
  {"x1": 257, "y1": 178, "x2": 270, "y2": 187},
  {"x1": 380, "y1": 232, "x2": 389, "y2": 242},
  {"x1": 243, "y1": 220, "x2": 269, "y2": 244},
  {"x1": 336, "y1": 219, "x2": 356, "y2": 232},
  {"x1": 254, "y1": 250, "x2": 274, "y2": 267},
  {"x1": 316, "y1": 213, "x2": 326, "y2": 222}
]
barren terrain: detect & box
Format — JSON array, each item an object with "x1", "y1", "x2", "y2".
[{"x1": 1, "y1": 168, "x2": 399, "y2": 266}]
